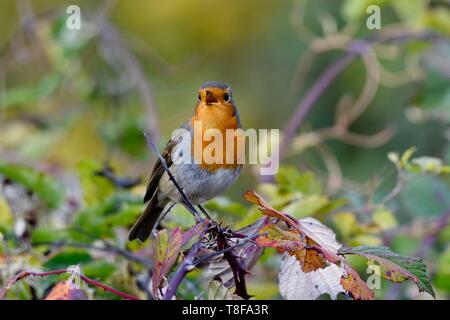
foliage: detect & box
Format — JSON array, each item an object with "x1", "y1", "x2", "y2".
[{"x1": 1, "y1": 0, "x2": 450, "y2": 300}]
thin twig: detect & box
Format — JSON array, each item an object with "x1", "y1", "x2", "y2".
[
  {"x1": 280, "y1": 51, "x2": 355, "y2": 158},
  {"x1": 353, "y1": 168, "x2": 406, "y2": 214},
  {"x1": 0, "y1": 268, "x2": 139, "y2": 300},
  {"x1": 79, "y1": 274, "x2": 139, "y2": 300},
  {"x1": 101, "y1": 23, "x2": 160, "y2": 142},
  {"x1": 414, "y1": 211, "x2": 450, "y2": 258},
  {"x1": 94, "y1": 165, "x2": 141, "y2": 189},
  {"x1": 280, "y1": 31, "x2": 442, "y2": 161},
  {"x1": 143, "y1": 131, "x2": 199, "y2": 217}
]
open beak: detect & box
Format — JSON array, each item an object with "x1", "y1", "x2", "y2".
[{"x1": 205, "y1": 90, "x2": 218, "y2": 104}]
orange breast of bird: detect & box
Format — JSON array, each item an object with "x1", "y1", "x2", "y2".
[{"x1": 191, "y1": 104, "x2": 244, "y2": 172}]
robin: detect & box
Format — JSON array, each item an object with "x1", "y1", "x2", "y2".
[{"x1": 129, "y1": 81, "x2": 243, "y2": 242}]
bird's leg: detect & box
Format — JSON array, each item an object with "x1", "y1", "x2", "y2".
[
  {"x1": 196, "y1": 217, "x2": 205, "y2": 225},
  {"x1": 196, "y1": 205, "x2": 229, "y2": 238},
  {"x1": 193, "y1": 211, "x2": 204, "y2": 224},
  {"x1": 197, "y1": 205, "x2": 244, "y2": 240},
  {"x1": 157, "y1": 202, "x2": 176, "y2": 226},
  {"x1": 180, "y1": 200, "x2": 204, "y2": 224},
  {"x1": 198, "y1": 204, "x2": 212, "y2": 220},
  {"x1": 197, "y1": 205, "x2": 235, "y2": 238}
]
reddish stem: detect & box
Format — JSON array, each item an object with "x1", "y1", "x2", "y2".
[{"x1": 0, "y1": 268, "x2": 139, "y2": 300}]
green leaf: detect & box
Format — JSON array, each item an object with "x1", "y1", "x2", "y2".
[
  {"x1": 0, "y1": 161, "x2": 64, "y2": 208},
  {"x1": 31, "y1": 228, "x2": 65, "y2": 244},
  {"x1": 276, "y1": 167, "x2": 322, "y2": 195},
  {"x1": 0, "y1": 196, "x2": 13, "y2": 226},
  {"x1": 316, "y1": 198, "x2": 348, "y2": 215},
  {"x1": 391, "y1": 234, "x2": 421, "y2": 256},
  {"x1": 400, "y1": 147, "x2": 416, "y2": 169},
  {"x1": 205, "y1": 196, "x2": 248, "y2": 217},
  {"x1": 390, "y1": 148, "x2": 450, "y2": 174},
  {"x1": 423, "y1": 8, "x2": 450, "y2": 36},
  {"x1": 0, "y1": 74, "x2": 61, "y2": 109},
  {"x1": 434, "y1": 245, "x2": 450, "y2": 292},
  {"x1": 419, "y1": 69, "x2": 450, "y2": 111},
  {"x1": 103, "y1": 204, "x2": 142, "y2": 227},
  {"x1": 392, "y1": 0, "x2": 425, "y2": 28},
  {"x1": 348, "y1": 235, "x2": 382, "y2": 247},
  {"x1": 166, "y1": 204, "x2": 195, "y2": 228},
  {"x1": 71, "y1": 194, "x2": 142, "y2": 241},
  {"x1": 400, "y1": 175, "x2": 450, "y2": 217},
  {"x1": 83, "y1": 261, "x2": 116, "y2": 280},
  {"x1": 71, "y1": 209, "x2": 110, "y2": 241},
  {"x1": 342, "y1": 0, "x2": 388, "y2": 21},
  {"x1": 411, "y1": 156, "x2": 450, "y2": 174},
  {"x1": 283, "y1": 194, "x2": 329, "y2": 218},
  {"x1": 77, "y1": 160, "x2": 115, "y2": 207},
  {"x1": 44, "y1": 249, "x2": 92, "y2": 270},
  {"x1": 333, "y1": 212, "x2": 358, "y2": 238},
  {"x1": 372, "y1": 207, "x2": 397, "y2": 230},
  {"x1": 152, "y1": 228, "x2": 183, "y2": 296},
  {"x1": 339, "y1": 245, "x2": 435, "y2": 298},
  {"x1": 101, "y1": 115, "x2": 147, "y2": 158}
]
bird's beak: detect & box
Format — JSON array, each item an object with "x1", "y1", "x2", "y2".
[{"x1": 205, "y1": 90, "x2": 218, "y2": 104}]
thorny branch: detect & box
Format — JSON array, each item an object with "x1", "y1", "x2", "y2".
[
  {"x1": 0, "y1": 267, "x2": 140, "y2": 300},
  {"x1": 162, "y1": 241, "x2": 202, "y2": 300},
  {"x1": 160, "y1": 230, "x2": 259, "y2": 300},
  {"x1": 216, "y1": 231, "x2": 251, "y2": 300}
]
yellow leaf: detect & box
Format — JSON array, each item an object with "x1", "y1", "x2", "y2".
[
  {"x1": 372, "y1": 208, "x2": 397, "y2": 230},
  {"x1": 247, "y1": 281, "x2": 279, "y2": 300},
  {"x1": 340, "y1": 271, "x2": 374, "y2": 300},
  {"x1": 400, "y1": 147, "x2": 416, "y2": 168},
  {"x1": 333, "y1": 212, "x2": 357, "y2": 238},
  {"x1": 350, "y1": 235, "x2": 382, "y2": 247},
  {"x1": 46, "y1": 114, "x2": 106, "y2": 168},
  {"x1": 284, "y1": 194, "x2": 329, "y2": 218},
  {"x1": 77, "y1": 160, "x2": 115, "y2": 206},
  {"x1": 0, "y1": 196, "x2": 13, "y2": 225},
  {"x1": 45, "y1": 281, "x2": 88, "y2": 300}
]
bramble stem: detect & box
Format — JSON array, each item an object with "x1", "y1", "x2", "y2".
[{"x1": 0, "y1": 268, "x2": 140, "y2": 300}]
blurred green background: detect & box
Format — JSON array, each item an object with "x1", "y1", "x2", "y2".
[{"x1": 1, "y1": 0, "x2": 450, "y2": 300}]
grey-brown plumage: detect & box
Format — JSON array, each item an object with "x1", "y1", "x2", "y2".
[
  {"x1": 128, "y1": 138, "x2": 175, "y2": 242},
  {"x1": 128, "y1": 194, "x2": 166, "y2": 242}
]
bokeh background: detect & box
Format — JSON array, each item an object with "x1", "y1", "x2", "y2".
[{"x1": 1, "y1": 0, "x2": 450, "y2": 300}]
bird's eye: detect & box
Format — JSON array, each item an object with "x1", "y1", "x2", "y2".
[
  {"x1": 198, "y1": 93, "x2": 201, "y2": 101},
  {"x1": 223, "y1": 93, "x2": 230, "y2": 101}
]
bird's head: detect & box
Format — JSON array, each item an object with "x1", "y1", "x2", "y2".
[
  {"x1": 194, "y1": 81, "x2": 239, "y2": 129},
  {"x1": 198, "y1": 81, "x2": 232, "y2": 105}
]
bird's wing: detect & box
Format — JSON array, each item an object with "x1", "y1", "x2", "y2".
[
  {"x1": 143, "y1": 121, "x2": 191, "y2": 203},
  {"x1": 143, "y1": 139, "x2": 175, "y2": 203}
]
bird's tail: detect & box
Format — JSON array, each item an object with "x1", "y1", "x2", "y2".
[{"x1": 128, "y1": 194, "x2": 165, "y2": 242}]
